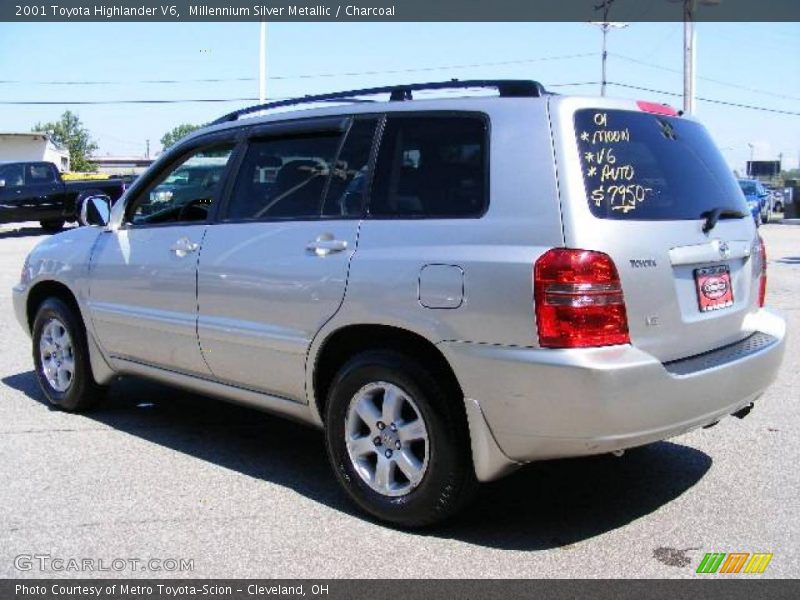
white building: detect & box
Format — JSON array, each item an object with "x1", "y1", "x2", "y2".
[
  {"x1": 91, "y1": 155, "x2": 154, "y2": 176},
  {"x1": 0, "y1": 133, "x2": 70, "y2": 171}
]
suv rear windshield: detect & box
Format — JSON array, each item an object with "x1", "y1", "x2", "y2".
[{"x1": 574, "y1": 109, "x2": 747, "y2": 220}]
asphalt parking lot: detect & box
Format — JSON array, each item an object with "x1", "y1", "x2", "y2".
[{"x1": 0, "y1": 221, "x2": 797, "y2": 579}]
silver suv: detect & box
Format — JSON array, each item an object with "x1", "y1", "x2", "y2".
[{"x1": 12, "y1": 81, "x2": 786, "y2": 527}]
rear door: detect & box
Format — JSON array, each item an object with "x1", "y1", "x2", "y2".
[
  {"x1": 551, "y1": 98, "x2": 759, "y2": 362},
  {"x1": 196, "y1": 117, "x2": 378, "y2": 401}
]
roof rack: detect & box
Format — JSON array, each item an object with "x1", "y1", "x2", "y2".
[{"x1": 211, "y1": 79, "x2": 546, "y2": 125}]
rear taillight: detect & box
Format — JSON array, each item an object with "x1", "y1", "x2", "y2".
[
  {"x1": 534, "y1": 248, "x2": 630, "y2": 348},
  {"x1": 758, "y1": 235, "x2": 767, "y2": 307}
]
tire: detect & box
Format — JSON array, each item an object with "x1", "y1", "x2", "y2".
[
  {"x1": 32, "y1": 298, "x2": 106, "y2": 412},
  {"x1": 40, "y1": 219, "x2": 65, "y2": 232},
  {"x1": 324, "y1": 350, "x2": 475, "y2": 527},
  {"x1": 775, "y1": 202, "x2": 783, "y2": 213}
]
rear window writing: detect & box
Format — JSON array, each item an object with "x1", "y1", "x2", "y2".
[{"x1": 575, "y1": 109, "x2": 747, "y2": 220}]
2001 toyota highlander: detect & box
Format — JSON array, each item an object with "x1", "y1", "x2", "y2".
[{"x1": 12, "y1": 80, "x2": 786, "y2": 527}]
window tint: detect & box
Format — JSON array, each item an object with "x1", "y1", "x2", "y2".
[
  {"x1": 129, "y1": 144, "x2": 235, "y2": 225},
  {"x1": 370, "y1": 116, "x2": 487, "y2": 218},
  {"x1": 321, "y1": 119, "x2": 378, "y2": 217},
  {"x1": 226, "y1": 134, "x2": 340, "y2": 220},
  {"x1": 27, "y1": 163, "x2": 56, "y2": 184},
  {"x1": 575, "y1": 109, "x2": 747, "y2": 220},
  {"x1": 0, "y1": 164, "x2": 25, "y2": 187}
]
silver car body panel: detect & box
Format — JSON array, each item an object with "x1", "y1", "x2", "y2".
[
  {"x1": 196, "y1": 219, "x2": 359, "y2": 401},
  {"x1": 13, "y1": 93, "x2": 786, "y2": 483}
]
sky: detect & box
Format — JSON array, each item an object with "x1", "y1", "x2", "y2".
[{"x1": 0, "y1": 21, "x2": 798, "y2": 173}]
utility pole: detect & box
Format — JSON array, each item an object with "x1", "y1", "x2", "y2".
[
  {"x1": 672, "y1": 0, "x2": 721, "y2": 114},
  {"x1": 591, "y1": 1, "x2": 628, "y2": 97},
  {"x1": 682, "y1": 0, "x2": 696, "y2": 114},
  {"x1": 145, "y1": 139, "x2": 150, "y2": 159},
  {"x1": 259, "y1": 21, "x2": 267, "y2": 103}
]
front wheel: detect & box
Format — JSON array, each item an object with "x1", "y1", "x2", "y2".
[
  {"x1": 324, "y1": 350, "x2": 475, "y2": 527},
  {"x1": 32, "y1": 298, "x2": 106, "y2": 411}
]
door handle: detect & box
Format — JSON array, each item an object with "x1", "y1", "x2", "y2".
[
  {"x1": 170, "y1": 237, "x2": 200, "y2": 258},
  {"x1": 306, "y1": 237, "x2": 348, "y2": 256}
]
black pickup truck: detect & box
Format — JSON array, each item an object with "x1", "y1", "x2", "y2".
[{"x1": 0, "y1": 161, "x2": 126, "y2": 231}]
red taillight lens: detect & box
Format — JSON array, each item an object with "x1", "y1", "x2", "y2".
[
  {"x1": 534, "y1": 248, "x2": 630, "y2": 348},
  {"x1": 758, "y1": 235, "x2": 767, "y2": 307},
  {"x1": 636, "y1": 100, "x2": 679, "y2": 116}
]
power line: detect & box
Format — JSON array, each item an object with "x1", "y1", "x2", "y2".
[
  {"x1": 607, "y1": 81, "x2": 800, "y2": 116},
  {"x1": 611, "y1": 52, "x2": 800, "y2": 102},
  {"x1": 0, "y1": 53, "x2": 598, "y2": 86},
  {"x1": 0, "y1": 97, "x2": 261, "y2": 105},
  {"x1": 0, "y1": 82, "x2": 606, "y2": 106},
  {"x1": 3, "y1": 81, "x2": 797, "y2": 117}
]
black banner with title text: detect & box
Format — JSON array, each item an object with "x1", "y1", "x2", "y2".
[
  {"x1": 2, "y1": 0, "x2": 799, "y2": 22},
  {"x1": 4, "y1": 579, "x2": 800, "y2": 600}
]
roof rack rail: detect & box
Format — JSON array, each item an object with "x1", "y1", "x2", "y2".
[{"x1": 211, "y1": 79, "x2": 546, "y2": 125}]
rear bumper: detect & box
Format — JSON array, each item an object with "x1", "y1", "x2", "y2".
[{"x1": 441, "y1": 308, "x2": 786, "y2": 464}]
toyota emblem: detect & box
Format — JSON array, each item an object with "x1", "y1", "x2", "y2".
[{"x1": 718, "y1": 241, "x2": 731, "y2": 259}]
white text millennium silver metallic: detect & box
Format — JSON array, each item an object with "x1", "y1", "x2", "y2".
[{"x1": 189, "y1": 5, "x2": 396, "y2": 17}]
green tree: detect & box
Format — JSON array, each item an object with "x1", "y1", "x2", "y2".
[
  {"x1": 160, "y1": 123, "x2": 200, "y2": 151},
  {"x1": 780, "y1": 168, "x2": 799, "y2": 184},
  {"x1": 32, "y1": 111, "x2": 98, "y2": 172}
]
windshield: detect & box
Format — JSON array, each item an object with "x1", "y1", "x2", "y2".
[
  {"x1": 738, "y1": 180, "x2": 764, "y2": 196},
  {"x1": 574, "y1": 109, "x2": 747, "y2": 220}
]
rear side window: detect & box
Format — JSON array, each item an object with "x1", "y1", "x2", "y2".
[
  {"x1": 322, "y1": 118, "x2": 379, "y2": 218},
  {"x1": 226, "y1": 134, "x2": 340, "y2": 220},
  {"x1": 574, "y1": 109, "x2": 747, "y2": 220},
  {"x1": 370, "y1": 116, "x2": 487, "y2": 218},
  {"x1": 27, "y1": 163, "x2": 56, "y2": 184}
]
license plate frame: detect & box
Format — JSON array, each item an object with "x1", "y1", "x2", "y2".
[{"x1": 694, "y1": 264, "x2": 734, "y2": 313}]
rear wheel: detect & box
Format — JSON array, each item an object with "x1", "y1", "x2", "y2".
[
  {"x1": 32, "y1": 298, "x2": 106, "y2": 411},
  {"x1": 40, "y1": 219, "x2": 65, "y2": 232},
  {"x1": 324, "y1": 350, "x2": 475, "y2": 527}
]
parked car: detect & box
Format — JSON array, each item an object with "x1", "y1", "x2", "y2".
[
  {"x1": 738, "y1": 178, "x2": 770, "y2": 225},
  {"x1": 0, "y1": 161, "x2": 125, "y2": 231},
  {"x1": 12, "y1": 81, "x2": 786, "y2": 527},
  {"x1": 762, "y1": 183, "x2": 785, "y2": 213}
]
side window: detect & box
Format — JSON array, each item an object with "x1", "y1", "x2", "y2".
[
  {"x1": 370, "y1": 116, "x2": 487, "y2": 218},
  {"x1": 321, "y1": 119, "x2": 379, "y2": 217},
  {"x1": 128, "y1": 144, "x2": 235, "y2": 225},
  {"x1": 226, "y1": 134, "x2": 340, "y2": 221},
  {"x1": 0, "y1": 164, "x2": 25, "y2": 187},
  {"x1": 27, "y1": 163, "x2": 57, "y2": 184}
]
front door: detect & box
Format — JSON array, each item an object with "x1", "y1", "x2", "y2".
[
  {"x1": 88, "y1": 140, "x2": 237, "y2": 375},
  {"x1": 0, "y1": 163, "x2": 28, "y2": 223},
  {"x1": 197, "y1": 118, "x2": 378, "y2": 400}
]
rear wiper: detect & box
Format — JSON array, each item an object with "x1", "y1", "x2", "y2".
[{"x1": 701, "y1": 207, "x2": 746, "y2": 234}]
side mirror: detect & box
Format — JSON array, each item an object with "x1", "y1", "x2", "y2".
[
  {"x1": 0, "y1": 179, "x2": 6, "y2": 188},
  {"x1": 78, "y1": 194, "x2": 112, "y2": 227}
]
